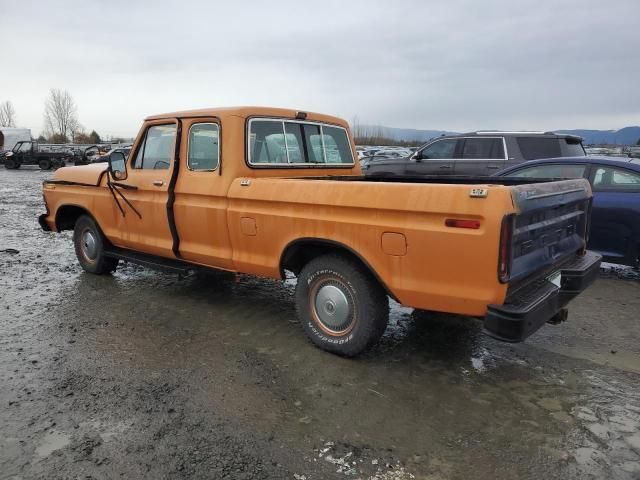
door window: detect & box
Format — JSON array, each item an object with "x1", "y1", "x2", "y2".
[
  {"x1": 509, "y1": 164, "x2": 586, "y2": 178},
  {"x1": 133, "y1": 124, "x2": 177, "y2": 170},
  {"x1": 592, "y1": 166, "x2": 640, "y2": 191},
  {"x1": 420, "y1": 139, "x2": 458, "y2": 159},
  {"x1": 188, "y1": 123, "x2": 219, "y2": 171},
  {"x1": 462, "y1": 138, "x2": 504, "y2": 159}
]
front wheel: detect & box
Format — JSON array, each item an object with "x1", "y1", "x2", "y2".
[
  {"x1": 4, "y1": 158, "x2": 18, "y2": 169},
  {"x1": 73, "y1": 215, "x2": 118, "y2": 274},
  {"x1": 295, "y1": 253, "x2": 389, "y2": 356}
]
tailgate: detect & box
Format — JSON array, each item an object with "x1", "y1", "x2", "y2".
[{"x1": 506, "y1": 179, "x2": 592, "y2": 283}]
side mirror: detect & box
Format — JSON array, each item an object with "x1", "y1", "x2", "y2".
[
  {"x1": 411, "y1": 151, "x2": 423, "y2": 162},
  {"x1": 109, "y1": 151, "x2": 127, "y2": 180}
]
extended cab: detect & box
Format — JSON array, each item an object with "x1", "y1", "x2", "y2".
[{"x1": 39, "y1": 107, "x2": 601, "y2": 356}]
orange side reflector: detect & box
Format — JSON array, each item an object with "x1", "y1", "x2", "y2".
[{"x1": 445, "y1": 219, "x2": 481, "y2": 229}]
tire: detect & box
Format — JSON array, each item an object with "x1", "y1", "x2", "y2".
[
  {"x1": 4, "y1": 158, "x2": 17, "y2": 169},
  {"x1": 73, "y1": 215, "x2": 118, "y2": 274},
  {"x1": 295, "y1": 253, "x2": 389, "y2": 356},
  {"x1": 39, "y1": 159, "x2": 52, "y2": 170}
]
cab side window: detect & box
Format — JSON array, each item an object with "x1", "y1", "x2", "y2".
[
  {"x1": 420, "y1": 139, "x2": 458, "y2": 159},
  {"x1": 133, "y1": 124, "x2": 177, "y2": 170},
  {"x1": 188, "y1": 123, "x2": 219, "y2": 171}
]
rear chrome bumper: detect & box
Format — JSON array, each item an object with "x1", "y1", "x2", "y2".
[{"x1": 484, "y1": 251, "x2": 602, "y2": 342}]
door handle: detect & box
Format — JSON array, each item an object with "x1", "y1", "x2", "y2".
[
  {"x1": 152, "y1": 180, "x2": 164, "y2": 186},
  {"x1": 487, "y1": 165, "x2": 500, "y2": 169},
  {"x1": 439, "y1": 165, "x2": 451, "y2": 169}
]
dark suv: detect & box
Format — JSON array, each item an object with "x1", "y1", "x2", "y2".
[{"x1": 363, "y1": 131, "x2": 585, "y2": 177}]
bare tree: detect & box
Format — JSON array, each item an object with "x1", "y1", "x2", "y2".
[
  {"x1": 0, "y1": 100, "x2": 16, "y2": 127},
  {"x1": 43, "y1": 89, "x2": 79, "y2": 141}
]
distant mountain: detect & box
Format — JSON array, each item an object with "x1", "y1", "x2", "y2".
[
  {"x1": 363, "y1": 125, "x2": 640, "y2": 146},
  {"x1": 358, "y1": 125, "x2": 455, "y2": 142},
  {"x1": 554, "y1": 127, "x2": 640, "y2": 145}
]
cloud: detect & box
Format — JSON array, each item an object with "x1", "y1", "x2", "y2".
[{"x1": 1, "y1": 0, "x2": 638, "y2": 137}]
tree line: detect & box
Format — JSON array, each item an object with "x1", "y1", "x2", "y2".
[
  {"x1": 351, "y1": 116, "x2": 423, "y2": 147},
  {"x1": 0, "y1": 90, "x2": 103, "y2": 144}
]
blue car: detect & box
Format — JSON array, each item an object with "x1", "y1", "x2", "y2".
[{"x1": 496, "y1": 156, "x2": 640, "y2": 267}]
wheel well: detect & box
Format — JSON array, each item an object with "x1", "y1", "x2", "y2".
[
  {"x1": 55, "y1": 205, "x2": 91, "y2": 231},
  {"x1": 279, "y1": 239, "x2": 397, "y2": 300}
]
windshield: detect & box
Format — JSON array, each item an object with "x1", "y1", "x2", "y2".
[{"x1": 16, "y1": 142, "x2": 31, "y2": 152}]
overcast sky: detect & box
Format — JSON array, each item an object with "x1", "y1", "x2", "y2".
[{"x1": 1, "y1": 0, "x2": 639, "y2": 138}]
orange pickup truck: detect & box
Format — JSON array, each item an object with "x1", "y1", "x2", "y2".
[{"x1": 39, "y1": 107, "x2": 601, "y2": 356}]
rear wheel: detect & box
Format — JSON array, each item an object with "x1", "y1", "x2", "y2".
[
  {"x1": 295, "y1": 253, "x2": 389, "y2": 356},
  {"x1": 39, "y1": 159, "x2": 52, "y2": 170},
  {"x1": 73, "y1": 215, "x2": 118, "y2": 274}
]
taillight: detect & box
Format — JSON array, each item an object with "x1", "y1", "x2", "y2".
[
  {"x1": 445, "y1": 218, "x2": 481, "y2": 229},
  {"x1": 498, "y1": 214, "x2": 514, "y2": 283},
  {"x1": 582, "y1": 198, "x2": 592, "y2": 254}
]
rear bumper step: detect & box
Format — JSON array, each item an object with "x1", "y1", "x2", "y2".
[{"x1": 484, "y1": 251, "x2": 602, "y2": 342}]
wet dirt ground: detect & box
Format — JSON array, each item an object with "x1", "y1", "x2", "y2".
[{"x1": 1, "y1": 167, "x2": 639, "y2": 480}]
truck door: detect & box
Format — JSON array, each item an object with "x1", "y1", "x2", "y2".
[
  {"x1": 172, "y1": 118, "x2": 233, "y2": 269},
  {"x1": 405, "y1": 138, "x2": 459, "y2": 175},
  {"x1": 117, "y1": 121, "x2": 177, "y2": 257},
  {"x1": 453, "y1": 137, "x2": 506, "y2": 176}
]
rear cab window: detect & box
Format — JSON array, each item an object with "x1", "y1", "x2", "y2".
[{"x1": 248, "y1": 119, "x2": 354, "y2": 166}]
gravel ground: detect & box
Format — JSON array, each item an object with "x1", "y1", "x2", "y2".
[{"x1": 1, "y1": 167, "x2": 639, "y2": 480}]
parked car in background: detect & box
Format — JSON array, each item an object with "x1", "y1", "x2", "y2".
[
  {"x1": 1, "y1": 140, "x2": 72, "y2": 170},
  {"x1": 358, "y1": 147, "x2": 415, "y2": 169},
  {"x1": 585, "y1": 146, "x2": 632, "y2": 158},
  {"x1": 91, "y1": 144, "x2": 132, "y2": 163},
  {"x1": 496, "y1": 156, "x2": 640, "y2": 267},
  {"x1": 364, "y1": 131, "x2": 585, "y2": 177}
]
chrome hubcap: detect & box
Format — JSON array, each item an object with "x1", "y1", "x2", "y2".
[
  {"x1": 314, "y1": 284, "x2": 351, "y2": 331},
  {"x1": 82, "y1": 230, "x2": 98, "y2": 260}
]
